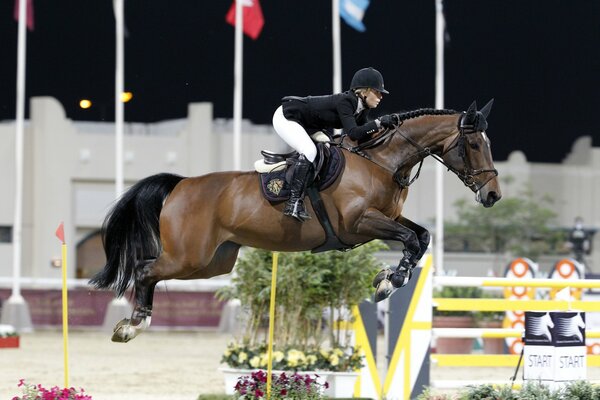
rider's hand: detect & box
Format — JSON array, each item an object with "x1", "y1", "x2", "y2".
[{"x1": 379, "y1": 114, "x2": 399, "y2": 129}]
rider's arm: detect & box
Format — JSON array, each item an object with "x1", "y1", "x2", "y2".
[{"x1": 336, "y1": 97, "x2": 379, "y2": 141}]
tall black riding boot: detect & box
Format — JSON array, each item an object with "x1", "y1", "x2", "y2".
[{"x1": 283, "y1": 154, "x2": 313, "y2": 222}]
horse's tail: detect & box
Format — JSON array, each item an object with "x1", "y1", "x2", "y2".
[{"x1": 89, "y1": 173, "x2": 185, "y2": 297}]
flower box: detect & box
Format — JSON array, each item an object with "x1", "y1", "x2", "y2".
[
  {"x1": 219, "y1": 367, "x2": 330, "y2": 395},
  {"x1": 0, "y1": 336, "x2": 19, "y2": 348},
  {"x1": 323, "y1": 371, "x2": 360, "y2": 397}
]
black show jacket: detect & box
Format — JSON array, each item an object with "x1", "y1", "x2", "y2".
[{"x1": 281, "y1": 91, "x2": 379, "y2": 141}]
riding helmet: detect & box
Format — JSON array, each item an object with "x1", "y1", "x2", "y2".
[{"x1": 350, "y1": 67, "x2": 389, "y2": 94}]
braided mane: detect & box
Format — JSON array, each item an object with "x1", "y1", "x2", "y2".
[{"x1": 396, "y1": 108, "x2": 457, "y2": 122}]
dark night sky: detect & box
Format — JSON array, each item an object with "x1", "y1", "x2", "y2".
[{"x1": 1, "y1": 0, "x2": 599, "y2": 163}]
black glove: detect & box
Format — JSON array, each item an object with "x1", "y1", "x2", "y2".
[{"x1": 379, "y1": 114, "x2": 399, "y2": 129}]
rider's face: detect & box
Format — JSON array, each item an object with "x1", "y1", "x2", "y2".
[{"x1": 365, "y1": 89, "x2": 383, "y2": 109}]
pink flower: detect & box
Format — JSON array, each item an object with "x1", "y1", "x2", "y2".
[{"x1": 17, "y1": 379, "x2": 25, "y2": 387}]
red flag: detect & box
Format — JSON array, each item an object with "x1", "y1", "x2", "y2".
[
  {"x1": 55, "y1": 222, "x2": 65, "y2": 244},
  {"x1": 225, "y1": 0, "x2": 264, "y2": 40},
  {"x1": 13, "y1": 0, "x2": 35, "y2": 31}
]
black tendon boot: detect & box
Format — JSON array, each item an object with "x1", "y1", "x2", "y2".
[{"x1": 283, "y1": 155, "x2": 314, "y2": 222}]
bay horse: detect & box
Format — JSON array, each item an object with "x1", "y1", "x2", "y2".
[{"x1": 91, "y1": 100, "x2": 501, "y2": 342}]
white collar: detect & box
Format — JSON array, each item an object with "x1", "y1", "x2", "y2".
[{"x1": 355, "y1": 96, "x2": 366, "y2": 115}]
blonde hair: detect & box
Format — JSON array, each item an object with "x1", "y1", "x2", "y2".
[{"x1": 353, "y1": 88, "x2": 370, "y2": 96}]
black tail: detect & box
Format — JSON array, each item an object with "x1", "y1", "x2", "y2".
[{"x1": 89, "y1": 173, "x2": 185, "y2": 296}]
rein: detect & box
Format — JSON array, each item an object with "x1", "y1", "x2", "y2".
[{"x1": 337, "y1": 113, "x2": 498, "y2": 191}]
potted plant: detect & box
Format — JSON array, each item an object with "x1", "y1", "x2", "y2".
[
  {"x1": 216, "y1": 241, "x2": 386, "y2": 396},
  {"x1": 0, "y1": 324, "x2": 20, "y2": 349},
  {"x1": 234, "y1": 370, "x2": 327, "y2": 399},
  {"x1": 432, "y1": 286, "x2": 482, "y2": 354}
]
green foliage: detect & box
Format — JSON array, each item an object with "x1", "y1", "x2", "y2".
[
  {"x1": 197, "y1": 395, "x2": 234, "y2": 400},
  {"x1": 418, "y1": 381, "x2": 600, "y2": 400},
  {"x1": 562, "y1": 380, "x2": 600, "y2": 400},
  {"x1": 216, "y1": 241, "x2": 387, "y2": 353},
  {"x1": 416, "y1": 387, "x2": 452, "y2": 400},
  {"x1": 444, "y1": 183, "x2": 565, "y2": 261}
]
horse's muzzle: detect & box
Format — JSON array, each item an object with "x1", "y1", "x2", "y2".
[{"x1": 481, "y1": 190, "x2": 501, "y2": 208}]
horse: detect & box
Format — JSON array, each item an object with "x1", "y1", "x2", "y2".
[{"x1": 91, "y1": 100, "x2": 502, "y2": 342}]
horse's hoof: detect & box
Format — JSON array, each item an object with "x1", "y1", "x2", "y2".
[
  {"x1": 374, "y1": 279, "x2": 394, "y2": 302},
  {"x1": 390, "y1": 271, "x2": 410, "y2": 288},
  {"x1": 372, "y1": 268, "x2": 393, "y2": 288},
  {"x1": 111, "y1": 318, "x2": 137, "y2": 343}
]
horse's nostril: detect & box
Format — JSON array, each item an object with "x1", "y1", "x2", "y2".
[{"x1": 488, "y1": 191, "x2": 501, "y2": 203}]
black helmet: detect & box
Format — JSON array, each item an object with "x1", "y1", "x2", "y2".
[{"x1": 350, "y1": 67, "x2": 389, "y2": 94}]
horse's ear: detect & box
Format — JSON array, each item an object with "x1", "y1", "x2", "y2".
[
  {"x1": 480, "y1": 99, "x2": 494, "y2": 118},
  {"x1": 467, "y1": 101, "x2": 477, "y2": 113}
]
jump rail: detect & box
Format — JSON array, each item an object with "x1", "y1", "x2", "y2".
[{"x1": 430, "y1": 274, "x2": 600, "y2": 389}]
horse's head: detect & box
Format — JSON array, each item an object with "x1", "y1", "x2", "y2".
[{"x1": 442, "y1": 100, "x2": 502, "y2": 208}]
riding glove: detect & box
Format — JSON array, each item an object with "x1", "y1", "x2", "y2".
[{"x1": 379, "y1": 114, "x2": 399, "y2": 129}]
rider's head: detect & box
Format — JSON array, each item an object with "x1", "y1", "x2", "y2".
[{"x1": 350, "y1": 67, "x2": 388, "y2": 109}]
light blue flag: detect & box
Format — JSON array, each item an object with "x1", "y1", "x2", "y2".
[{"x1": 340, "y1": 0, "x2": 370, "y2": 32}]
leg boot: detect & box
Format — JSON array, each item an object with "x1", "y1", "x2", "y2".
[{"x1": 283, "y1": 154, "x2": 313, "y2": 222}]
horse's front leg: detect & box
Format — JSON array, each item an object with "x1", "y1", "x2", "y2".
[
  {"x1": 396, "y1": 215, "x2": 431, "y2": 267},
  {"x1": 355, "y1": 209, "x2": 421, "y2": 301}
]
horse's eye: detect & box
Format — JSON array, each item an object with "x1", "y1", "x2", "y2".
[{"x1": 469, "y1": 142, "x2": 480, "y2": 150}]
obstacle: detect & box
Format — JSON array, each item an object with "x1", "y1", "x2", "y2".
[
  {"x1": 429, "y1": 258, "x2": 600, "y2": 390},
  {"x1": 350, "y1": 255, "x2": 600, "y2": 398}
]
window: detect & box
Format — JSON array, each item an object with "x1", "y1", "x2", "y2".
[{"x1": 0, "y1": 226, "x2": 12, "y2": 243}]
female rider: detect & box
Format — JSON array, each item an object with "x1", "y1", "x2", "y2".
[{"x1": 272, "y1": 67, "x2": 398, "y2": 222}]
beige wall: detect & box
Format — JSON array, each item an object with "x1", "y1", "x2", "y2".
[{"x1": 0, "y1": 97, "x2": 598, "y2": 279}]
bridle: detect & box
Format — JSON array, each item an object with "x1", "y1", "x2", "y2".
[
  {"x1": 338, "y1": 112, "x2": 498, "y2": 191},
  {"x1": 441, "y1": 113, "x2": 499, "y2": 191}
]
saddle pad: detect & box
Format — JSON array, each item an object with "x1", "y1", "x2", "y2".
[{"x1": 259, "y1": 146, "x2": 345, "y2": 202}]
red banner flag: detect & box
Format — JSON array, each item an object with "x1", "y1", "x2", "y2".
[
  {"x1": 13, "y1": 0, "x2": 35, "y2": 31},
  {"x1": 55, "y1": 222, "x2": 65, "y2": 244},
  {"x1": 225, "y1": 0, "x2": 264, "y2": 40}
]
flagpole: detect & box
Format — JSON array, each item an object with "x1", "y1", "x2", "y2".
[
  {"x1": 1, "y1": 0, "x2": 33, "y2": 332},
  {"x1": 233, "y1": 0, "x2": 243, "y2": 170},
  {"x1": 115, "y1": 0, "x2": 124, "y2": 198},
  {"x1": 332, "y1": 0, "x2": 342, "y2": 94},
  {"x1": 434, "y1": 0, "x2": 445, "y2": 275}
]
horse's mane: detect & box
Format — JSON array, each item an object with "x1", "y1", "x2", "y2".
[{"x1": 395, "y1": 108, "x2": 457, "y2": 122}]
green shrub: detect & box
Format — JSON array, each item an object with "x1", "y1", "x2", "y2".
[{"x1": 417, "y1": 381, "x2": 598, "y2": 400}]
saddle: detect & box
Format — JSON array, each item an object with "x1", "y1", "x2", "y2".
[
  {"x1": 257, "y1": 144, "x2": 344, "y2": 202},
  {"x1": 255, "y1": 142, "x2": 351, "y2": 253}
]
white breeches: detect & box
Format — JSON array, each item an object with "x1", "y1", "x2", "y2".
[{"x1": 272, "y1": 106, "x2": 317, "y2": 162}]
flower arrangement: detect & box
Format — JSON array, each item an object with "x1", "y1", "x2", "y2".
[
  {"x1": 222, "y1": 342, "x2": 363, "y2": 372},
  {"x1": 12, "y1": 379, "x2": 92, "y2": 400},
  {"x1": 0, "y1": 324, "x2": 20, "y2": 348},
  {"x1": 234, "y1": 370, "x2": 327, "y2": 400},
  {"x1": 0, "y1": 324, "x2": 19, "y2": 338}
]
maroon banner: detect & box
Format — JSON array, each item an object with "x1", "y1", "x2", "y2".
[{"x1": 0, "y1": 289, "x2": 225, "y2": 328}]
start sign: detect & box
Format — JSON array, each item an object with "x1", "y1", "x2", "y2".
[{"x1": 524, "y1": 311, "x2": 586, "y2": 388}]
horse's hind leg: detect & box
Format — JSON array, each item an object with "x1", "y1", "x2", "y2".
[
  {"x1": 111, "y1": 258, "x2": 160, "y2": 343},
  {"x1": 111, "y1": 241, "x2": 242, "y2": 343}
]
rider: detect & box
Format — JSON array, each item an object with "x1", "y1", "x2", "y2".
[{"x1": 272, "y1": 67, "x2": 399, "y2": 222}]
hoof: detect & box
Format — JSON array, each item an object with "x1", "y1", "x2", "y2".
[
  {"x1": 390, "y1": 271, "x2": 410, "y2": 288},
  {"x1": 374, "y1": 279, "x2": 394, "y2": 302},
  {"x1": 372, "y1": 268, "x2": 393, "y2": 288},
  {"x1": 111, "y1": 318, "x2": 137, "y2": 343}
]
